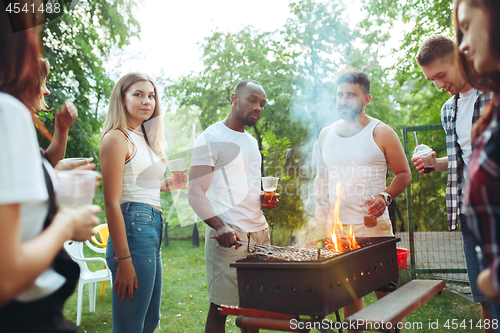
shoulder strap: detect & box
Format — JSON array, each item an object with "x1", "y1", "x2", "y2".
[
  {"x1": 118, "y1": 128, "x2": 137, "y2": 163},
  {"x1": 41, "y1": 159, "x2": 58, "y2": 229},
  {"x1": 366, "y1": 118, "x2": 380, "y2": 133},
  {"x1": 318, "y1": 124, "x2": 334, "y2": 152},
  {"x1": 118, "y1": 128, "x2": 135, "y2": 146}
]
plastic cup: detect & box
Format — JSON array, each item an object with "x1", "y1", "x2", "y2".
[
  {"x1": 63, "y1": 158, "x2": 87, "y2": 162},
  {"x1": 167, "y1": 158, "x2": 187, "y2": 188},
  {"x1": 262, "y1": 176, "x2": 279, "y2": 191},
  {"x1": 412, "y1": 144, "x2": 435, "y2": 173},
  {"x1": 363, "y1": 196, "x2": 377, "y2": 227},
  {"x1": 262, "y1": 177, "x2": 279, "y2": 205},
  {"x1": 361, "y1": 179, "x2": 377, "y2": 227},
  {"x1": 56, "y1": 170, "x2": 99, "y2": 206}
]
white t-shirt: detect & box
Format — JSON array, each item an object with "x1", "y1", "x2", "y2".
[
  {"x1": 0, "y1": 92, "x2": 65, "y2": 302},
  {"x1": 455, "y1": 88, "x2": 477, "y2": 165},
  {"x1": 191, "y1": 121, "x2": 267, "y2": 232}
]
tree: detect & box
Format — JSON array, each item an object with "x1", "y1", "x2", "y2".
[
  {"x1": 361, "y1": 0, "x2": 457, "y2": 230},
  {"x1": 165, "y1": 26, "x2": 307, "y2": 174},
  {"x1": 38, "y1": 0, "x2": 141, "y2": 160},
  {"x1": 164, "y1": 27, "x2": 309, "y2": 234},
  {"x1": 164, "y1": 0, "x2": 405, "y2": 241},
  {"x1": 361, "y1": 0, "x2": 455, "y2": 124}
]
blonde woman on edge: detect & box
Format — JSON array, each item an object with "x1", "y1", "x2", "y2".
[{"x1": 100, "y1": 72, "x2": 186, "y2": 333}]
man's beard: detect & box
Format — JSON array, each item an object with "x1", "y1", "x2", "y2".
[
  {"x1": 243, "y1": 116, "x2": 258, "y2": 127},
  {"x1": 238, "y1": 106, "x2": 259, "y2": 127},
  {"x1": 338, "y1": 104, "x2": 363, "y2": 121}
]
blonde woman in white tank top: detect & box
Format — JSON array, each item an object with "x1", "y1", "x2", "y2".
[{"x1": 100, "y1": 73, "x2": 186, "y2": 333}]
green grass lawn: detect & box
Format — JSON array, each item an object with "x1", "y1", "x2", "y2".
[{"x1": 64, "y1": 237, "x2": 482, "y2": 333}]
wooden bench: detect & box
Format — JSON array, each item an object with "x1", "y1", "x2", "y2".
[{"x1": 345, "y1": 280, "x2": 446, "y2": 332}]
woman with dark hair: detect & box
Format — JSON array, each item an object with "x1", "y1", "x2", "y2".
[
  {"x1": 0, "y1": 3, "x2": 100, "y2": 332},
  {"x1": 455, "y1": 0, "x2": 500, "y2": 318},
  {"x1": 33, "y1": 58, "x2": 94, "y2": 169},
  {"x1": 33, "y1": 58, "x2": 77, "y2": 167}
]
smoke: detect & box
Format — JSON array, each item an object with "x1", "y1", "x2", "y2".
[
  {"x1": 285, "y1": 73, "x2": 342, "y2": 243},
  {"x1": 162, "y1": 106, "x2": 205, "y2": 227}
]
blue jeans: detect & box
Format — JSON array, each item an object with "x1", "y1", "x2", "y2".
[
  {"x1": 462, "y1": 216, "x2": 487, "y2": 303},
  {"x1": 488, "y1": 301, "x2": 500, "y2": 332},
  {"x1": 106, "y1": 202, "x2": 163, "y2": 333}
]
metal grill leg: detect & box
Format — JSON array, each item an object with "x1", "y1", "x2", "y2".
[
  {"x1": 335, "y1": 311, "x2": 343, "y2": 333},
  {"x1": 313, "y1": 316, "x2": 336, "y2": 333}
]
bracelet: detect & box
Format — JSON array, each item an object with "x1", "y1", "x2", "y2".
[{"x1": 113, "y1": 255, "x2": 131, "y2": 264}]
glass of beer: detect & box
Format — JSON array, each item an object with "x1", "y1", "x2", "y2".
[
  {"x1": 362, "y1": 179, "x2": 377, "y2": 228},
  {"x1": 167, "y1": 158, "x2": 187, "y2": 189},
  {"x1": 261, "y1": 176, "x2": 279, "y2": 206}
]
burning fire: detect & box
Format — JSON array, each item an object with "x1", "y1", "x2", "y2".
[{"x1": 329, "y1": 181, "x2": 360, "y2": 253}]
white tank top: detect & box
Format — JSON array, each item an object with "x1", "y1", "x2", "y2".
[
  {"x1": 321, "y1": 119, "x2": 389, "y2": 224},
  {"x1": 120, "y1": 128, "x2": 166, "y2": 207}
]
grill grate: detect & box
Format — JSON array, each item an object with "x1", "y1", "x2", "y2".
[{"x1": 238, "y1": 240, "x2": 340, "y2": 262}]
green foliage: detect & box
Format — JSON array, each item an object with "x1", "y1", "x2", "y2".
[
  {"x1": 164, "y1": 25, "x2": 312, "y2": 233},
  {"x1": 362, "y1": 0, "x2": 455, "y2": 98},
  {"x1": 360, "y1": 0, "x2": 462, "y2": 233},
  {"x1": 38, "y1": 0, "x2": 141, "y2": 162},
  {"x1": 406, "y1": 127, "x2": 448, "y2": 231},
  {"x1": 261, "y1": 131, "x2": 290, "y2": 176},
  {"x1": 165, "y1": 0, "x2": 408, "y2": 235},
  {"x1": 260, "y1": 132, "x2": 307, "y2": 234}
]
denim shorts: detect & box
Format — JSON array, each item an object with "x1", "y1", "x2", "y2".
[{"x1": 106, "y1": 202, "x2": 163, "y2": 333}]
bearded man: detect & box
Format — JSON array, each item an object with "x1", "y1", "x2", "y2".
[{"x1": 314, "y1": 68, "x2": 411, "y2": 329}]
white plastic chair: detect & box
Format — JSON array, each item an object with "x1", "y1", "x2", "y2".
[
  {"x1": 64, "y1": 240, "x2": 112, "y2": 326},
  {"x1": 85, "y1": 224, "x2": 109, "y2": 296}
]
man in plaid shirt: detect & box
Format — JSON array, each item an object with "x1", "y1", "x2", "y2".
[{"x1": 414, "y1": 35, "x2": 493, "y2": 330}]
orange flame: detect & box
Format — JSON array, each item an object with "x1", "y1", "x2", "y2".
[{"x1": 329, "y1": 181, "x2": 360, "y2": 253}]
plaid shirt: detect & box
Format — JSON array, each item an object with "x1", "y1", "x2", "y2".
[
  {"x1": 463, "y1": 97, "x2": 500, "y2": 293},
  {"x1": 441, "y1": 90, "x2": 493, "y2": 231}
]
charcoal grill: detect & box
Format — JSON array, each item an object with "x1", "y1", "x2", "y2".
[{"x1": 230, "y1": 237, "x2": 400, "y2": 317}]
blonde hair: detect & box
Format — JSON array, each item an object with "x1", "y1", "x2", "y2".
[{"x1": 102, "y1": 72, "x2": 166, "y2": 159}]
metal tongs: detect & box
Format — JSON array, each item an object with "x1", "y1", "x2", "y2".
[{"x1": 236, "y1": 239, "x2": 274, "y2": 253}]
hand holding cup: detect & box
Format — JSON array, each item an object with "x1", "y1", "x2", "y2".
[
  {"x1": 261, "y1": 192, "x2": 280, "y2": 209},
  {"x1": 55, "y1": 157, "x2": 95, "y2": 171},
  {"x1": 57, "y1": 205, "x2": 100, "y2": 241},
  {"x1": 166, "y1": 169, "x2": 188, "y2": 190},
  {"x1": 261, "y1": 177, "x2": 280, "y2": 209},
  {"x1": 166, "y1": 158, "x2": 188, "y2": 190},
  {"x1": 56, "y1": 170, "x2": 100, "y2": 207},
  {"x1": 411, "y1": 144, "x2": 436, "y2": 174}
]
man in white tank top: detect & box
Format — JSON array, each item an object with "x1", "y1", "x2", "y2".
[
  {"x1": 189, "y1": 80, "x2": 276, "y2": 333},
  {"x1": 314, "y1": 68, "x2": 412, "y2": 325}
]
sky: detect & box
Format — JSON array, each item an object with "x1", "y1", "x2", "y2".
[
  {"x1": 110, "y1": 0, "x2": 293, "y2": 80},
  {"x1": 106, "y1": 0, "x2": 386, "y2": 82},
  {"x1": 100, "y1": 0, "x2": 409, "y2": 145}
]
